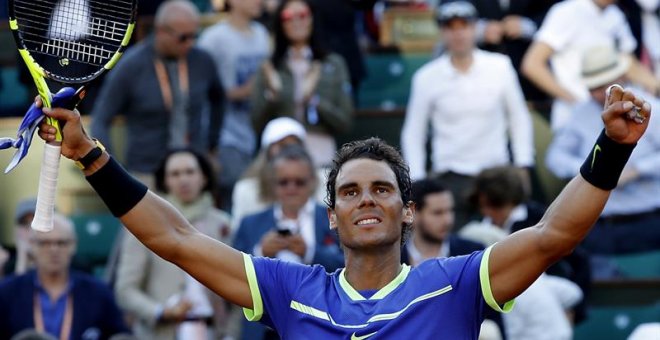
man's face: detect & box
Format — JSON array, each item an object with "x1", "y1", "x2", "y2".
[
  {"x1": 441, "y1": 19, "x2": 476, "y2": 57},
  {"x1": 156, "y1": 16, "x2": 199, "y2": 58},
  {"x1": 273, "y1": 159, "x2": 315, "y2": 213},
  {"x1": 415, "y1": 191, "x2": 455, "y2": 244},
  {"x1": 30, "y1": 226, "x2": 76, "y2": 276},
  {"x1": 330, "y1": 159, "x2": 411, "y2": 250}
]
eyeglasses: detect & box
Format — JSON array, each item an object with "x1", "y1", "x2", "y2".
[
  {"x1": 163, "y1": 26, "x2": 198, "y2": 43},
  {"x1": 276, "y1": 178, "x2": 309, "y2": 188},
  {"x1": 281, "y1": 7, "x2": 311, "y2": 22},
  {"x1": 33, "y1": 239, "x2": 73, "y2": 248}
]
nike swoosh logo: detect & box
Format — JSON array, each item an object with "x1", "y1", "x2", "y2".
[
  {"x1": 351, "y1": 331, "x2": 377, "y2": 340},
  {"x1": 591, "y1": 144, "x2": 601, "y2": 171}
]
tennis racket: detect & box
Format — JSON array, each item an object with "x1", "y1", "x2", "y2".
[{"x1": 8, "y1": 0, "x2": 137, "y2": 231}]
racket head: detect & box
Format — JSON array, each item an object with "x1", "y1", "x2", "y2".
[{"x1": 8, "y1": 0, "x2": 138, "y2": 85}]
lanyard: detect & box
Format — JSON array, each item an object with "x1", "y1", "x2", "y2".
[
  {"x1": 154, "y1": 58, "x2": 189, "y2": 112},
  {"x1": 33, "y1": 292, "x2": 73, "y2": 340}
]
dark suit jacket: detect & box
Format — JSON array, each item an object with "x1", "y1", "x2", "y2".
[
  {"x1": 400, "y1": 234, "x2": 484, "y2": 265},
  {"x1": 0, "y1": 270, "x2": 129, "y2": 340},
  {"x1": 233, "y1": 204, "x2": 344, "y2": 273}
]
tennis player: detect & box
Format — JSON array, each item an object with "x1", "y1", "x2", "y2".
[{"x1": 37, "y1": 85, "x2": 651, "y2": 339}]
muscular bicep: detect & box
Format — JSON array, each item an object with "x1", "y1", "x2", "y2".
[
  {"x1": 488, "y1": 175, "x2": 609, "y2": 304},
  {"x1": 119, "y1": 191, "x2": 253, "y2": 308},
  {"x1": 487, "y1": 226, "x2": 556, "y2": 304},
  {"x1": 172, "y1": 232, "x2": 252, "y2": 308}
]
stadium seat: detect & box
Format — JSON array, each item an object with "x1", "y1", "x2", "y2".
[
  {"x1": 612, "y1": 251, "x2": 660, "y2": 279},
  {"x1": 574, "y1": 304, "x2": 660, "y2": 340},
  {"x1": 358, "y1": 53, "x2": 432, "y2": 109},
  {"x1": 70, "y1": 213, "x2": 122, "y2": 276}
]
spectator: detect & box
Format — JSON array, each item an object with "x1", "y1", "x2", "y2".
[
  {"x1": 467, "y1": 166, "x2": 544, "y2": 234},
  {"x1": 546, "y1": 45, "x2": 660, "y2": 255},
  {"x1": 405, "y1": 178, "x2": 505, "y2": 340},
  {"x1": 310, "y1": 0, "x2": 379, "y2": 102},
  {"x1": 618, "y1": 0, "x2": 660, "y2": 79},
  {"x1": 0, "y1": 214, "x2": 129, "y2": 340},
  {"x1": 115, "y1": 148, "x2": 238, "y2": 339},
  {"x1": 468, "y1": 165, "x2": 592, "y2": 323},
  {"x1": 198, "y1": 0, "x2": 270, "y2": 211},
  {"x1": 1, "y1": 198, "x2": 37, "y2": 277},
  {"x1": 233, "y1": 145, "x2": 344, "y2": 339},
  {"x1": 467, "y1": 0, "x2": 558, "y2": 106},
  {"x1": 91, "y1": 0, "x2": 224, "y2": 188},
  {"x1": 504, "y1": 273, "x2": 583, "y2": 340},
  {"x1": 401, "y1": 0, "x2": 534, "y2": 229},
  {"x1": 251, "y1": 0, "x2": 354, "y2": 168},
  {"x1": 231, "y1": 117, "x2": 326, "y2": 231},
  {"x1": 403, "y1": 178, "x2": 484, "y2": 266},
  {"x1": 522, "y1": 0, "x2": 659, "y2": 130}
]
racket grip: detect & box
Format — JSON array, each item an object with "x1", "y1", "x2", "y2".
[{"x1": 31, "y1": 143, "x2": 62, "y2": 232}]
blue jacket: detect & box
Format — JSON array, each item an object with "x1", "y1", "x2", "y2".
[
  {"x1": 233, "y1": 204, "x2": 344, "y2": 273},
  {"x1": 0, "y1": 270, "x2": 129, "y2": 340}
]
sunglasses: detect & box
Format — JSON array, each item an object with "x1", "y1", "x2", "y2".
[
  {"x1": 276, "y1": 178, "x2": 309, "y2": 188},
  {"x1": 281, "y1": 8, "x2": 311, "y2": 22},
  {"x1": 163, "y1": 26, "x2": 198, "y2": 43},
  {"x1": 33, "y1": 239, "x2": 73, "y2": 248}
]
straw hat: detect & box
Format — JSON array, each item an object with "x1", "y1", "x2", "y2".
[{"x1": 582, "y1": 45, "x2": 630, "y2": 89}]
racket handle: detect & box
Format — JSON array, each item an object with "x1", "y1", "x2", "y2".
[{"x1": 31, "y1": 143, "x2": 62, "y2": 232}]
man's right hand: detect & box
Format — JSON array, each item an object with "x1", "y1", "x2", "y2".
[{"x1": 35, "y1": 96, "x2": 96, "y2": 162}]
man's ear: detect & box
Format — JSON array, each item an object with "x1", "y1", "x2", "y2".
[
  {"x1": 403, "y1": 201, "x2": 415, "y2": 225},
  {"x1": 327, "y1": 208, "x2": 337, "y2": 230}
]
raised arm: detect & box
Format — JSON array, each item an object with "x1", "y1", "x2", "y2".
[
  {"x1": 37, "y1": 103, "x2": 253, "y2": 309},
  {"x1": 488, "y1": 86, "x2": 652, "y2": 304}
]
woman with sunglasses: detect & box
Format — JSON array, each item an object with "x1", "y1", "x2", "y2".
[{"x1": 251, "y1": 0, "x2": 354, "y2": 169}]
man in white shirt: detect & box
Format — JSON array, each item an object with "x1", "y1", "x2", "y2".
[
  {"x1": 522, "y1": 0, "x2": 659, "y2": 130},
  {"x1": 401, "y1": 1, "x2": 534, "y2": 229}
]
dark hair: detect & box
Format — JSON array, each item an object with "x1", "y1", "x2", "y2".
[
  {"x1": 411, "y1": 178, "x2": 449, "y2": 211},
  {"x1": 325, "y1": 138, "x2": 413, "y2": 244},
  {"x1": 270, "y1": 0, "x2": 327, "y2": 68},
  {"x1": 469, "y1": 166, "x2": 526, "y2": 209},
  {"x1": 154, "y1": 147, "x2": 217, "y2": 195}
]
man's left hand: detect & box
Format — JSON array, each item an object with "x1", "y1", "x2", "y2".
[{"x1": 602, "y1": 85, "x2": 652, "y2": 145}]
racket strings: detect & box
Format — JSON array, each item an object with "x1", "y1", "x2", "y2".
[{"x1": 14, "y1": 0, "x2": 133, "y2": 69}]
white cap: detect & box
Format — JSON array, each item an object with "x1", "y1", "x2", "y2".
[{"x1": 261, "y1": 117, "x2": 307, "y2": 148}]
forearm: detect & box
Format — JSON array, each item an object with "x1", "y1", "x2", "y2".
[
  {"x1": 83, "y1": 154, "x2": 253, "y2": 308},
  {"x1": 522, "y1": 44, "x2": 573, "y2": 101},
  {"x1": 538, "y1": 175, "x2": 608, "y2": 256},
  {"x1": 626, "y1": 58, "x2": 660, "y2": 95}
]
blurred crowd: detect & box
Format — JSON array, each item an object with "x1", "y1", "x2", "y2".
[{"x1": 0, "y1": 0, "x2": 659, "y2": 339}]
